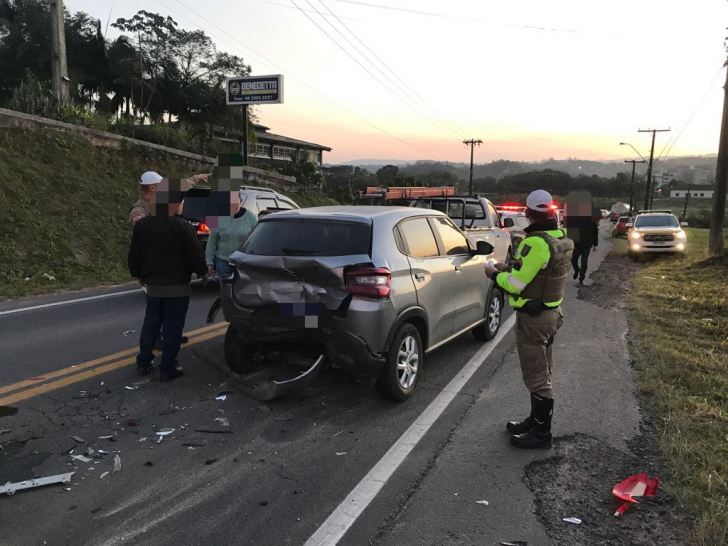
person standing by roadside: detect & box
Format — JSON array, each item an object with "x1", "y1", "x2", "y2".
[
  {"x1": 483, "y1": 190, "x2": 574, "y2": 449},
  {"x1": 205, "y1": 192, "x2": 258, "y2": 278},
  {"x1": 128, "y1": 182, "x2": 209, "y2": 382},
  {"x1": 129, "y1": 171, "x2": 210, "y2": 227},
  {"x1": 571, "y1": 210, "x2": 600, "y2": 285}
]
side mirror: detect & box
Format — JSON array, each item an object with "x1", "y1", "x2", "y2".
[
  {"x1": 680, "y1": 221, "x2": 689, "y2": 227},
  {"x1": 475, "y1": 240, "x2": 495, "y2": 256},
  {"x1": 502, "y1": 217, "x2": 515, "y2": 228}
]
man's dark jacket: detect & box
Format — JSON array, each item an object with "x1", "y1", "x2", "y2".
[{"x1": 128, "y1": 215, "x2": 207, "y2": 285}]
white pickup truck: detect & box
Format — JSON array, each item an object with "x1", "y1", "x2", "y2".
[{"x1": 410, "y1": 196, "x2": 514, "y2": 263}]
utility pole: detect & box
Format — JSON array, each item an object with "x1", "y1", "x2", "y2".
[
  {"x1": 49, "y1": 0, "x2": 69, "y2": 103},
  {"x1": 650, "y1": 175, "x2": 658, "y2": 209},
  {"x1": 682, "y1": 180, "x2": 692, "y2": 221},
  {"x1": 638, "y1": 128, "x2": 670, "y2": 211},
  {"x1": 709, "y1": 63, "x2": 728, "y2": 255},
  {"x1": 625, "y1": 159, "x2": 645, "y2": 215},
  {"x1": 463, "y1": 139, "x2": 482, "y2": 196}
]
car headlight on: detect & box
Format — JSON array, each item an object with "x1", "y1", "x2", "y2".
[
  {"x1": 632, "y1": 243, "x2": 641, "y2": 251},
  {"x1": 631, "y1": 231, "x2": 642, "y2": 239},
  {"x1": 676, "y1": 230, "x2": 686, "y2": 239}
]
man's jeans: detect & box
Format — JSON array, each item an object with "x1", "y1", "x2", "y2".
[
  {"x1": 571, "y1": 243, "x2": 592, "y2": 281},
  {"x1": 215, "y1": 257, "x2": 230, "y2": 278},
  {"x1": 136, "y1": 295, "x2": 190, "y2": 374}
]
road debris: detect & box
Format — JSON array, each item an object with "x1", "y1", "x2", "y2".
[
  {"x1": 563, "y1": 517, "x2": 582, "y2": 524},
  {"x1": 144, "y1": 462, "x2": 154, "y2": 467},
  {"x1": 113, "y1": 454, "x2": 121, "y2": 473},
  {"x1": 215, "y1": 395, "x2": 227, "y2": 401},
  {"x1": 42, "y1": 273, "x2": 56, "y2": 281},
  {"x1": 182, "y1": 442, "x2": 207, "y2": 447},
  {"x1": 70, "y1": 454, "x2": 92, "y2": 463},
  {"x1": 99, "y1": 472, "x2": 109, "y2": 480},
  {"x1": 259, "y1": 500, "x2": 269, "y2": 506},
  {"x1": 0, "y1": 429, "x2": 11, "y2": 436},
  {"x1": 335, "y1": 452, "x2": 347, "y2": 456},
  {"x1": 28, "y1": 377, "x2": 46, "y2": 381},
  {"x1": 613, "y1": 472, "x2": 659, "y2": 516},
  {"x1": 122, "y1": 330, "x2": 136, "y2": 336},
  {"x1": 194, "y1": 429, "x2": 233, "y2": 434},
  {"x1": 97, "y1": 435, "x2": 114, "y2": 440},
  {"x1": 156, "y1": 428, "x2": 175, "y2": 436},
  {"x1": 0, "y1": 406, "x2": 19, "y2": 417},
  {"x1": 273, "y1": 413, "x2": 293, "y2": 422},
  {"x1": 500, "y1": 542, "x2": 527, "y2": 546},
  {"x1": 139, "y1": 437, "x2": 147, "y2": 442},
  {"x1": 71, "y1": 435, "x2": 85, "y2": 443},
  {"x1": 214, "y1": 417, "x2": 230, "y2": 427},
  {"x1": 205, "y1": 458, "x2": 218, "y2": 465},
  {"x1": 257, "y1": 405, "x2": 272, "y2": 412},
  {"x1": 330, "y1": 430, "x2": 345, "y2": 439},
  {"x1": 476, "y1": 500, "x2": 489, "y2": 506},
  {"x1": 124, "y1": 386, "x2": 139, "y2": 391},
  {"x1": 0, "y1": 472, "x2": 74, "y2": 496}
]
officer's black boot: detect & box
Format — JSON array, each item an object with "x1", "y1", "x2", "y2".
[
  {"x1": 506, "y1": 394, "x2": 536, "y2": 434},
  {"x1": 510, "y1": 395, "x2": 553, "y2": 449}
]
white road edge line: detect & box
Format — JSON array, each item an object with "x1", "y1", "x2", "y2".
[
  {"x1": 304, "y1": 312, "x2": 517, "y2": 546},
  {"x1": 0, "y1": 280, "x2": 204, "y2": 317}
]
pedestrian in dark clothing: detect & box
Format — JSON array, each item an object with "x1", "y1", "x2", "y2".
[
  {"x1": 128, "y1": 212, "x2": 208, "y2": 381},
  {"x1": 572, "y1": 219, "x2": 599, "y2": 285}
]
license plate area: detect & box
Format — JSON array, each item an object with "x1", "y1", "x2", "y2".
[{"x1": 254, "y1": 303, "x2": 327, "y2": 329}]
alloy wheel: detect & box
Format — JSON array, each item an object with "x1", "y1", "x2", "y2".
[
  {"x1": 397, "y1": 335, "x2": 419, "y2": 389},
  {"x1": 488, "y1": 295, "x2": 501, "y2": 334}
]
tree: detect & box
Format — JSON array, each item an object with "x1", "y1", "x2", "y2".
[{"x1": 376, "y1": 165, "x2": 399, "y2": 186}]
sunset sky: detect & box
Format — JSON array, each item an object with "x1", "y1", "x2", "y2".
[{"x1": 67, "y1": 0, "x2": 728, "y2": 164}]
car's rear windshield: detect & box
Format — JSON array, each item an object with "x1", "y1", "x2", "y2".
[
  {"x1": 618, "y1": 217, "x2": 629, "y2": 223},
  {"x1": 241, "y1": 219, "x2": 371, "y2": 256},
  {"x1": 634, "y1": 215, "x2": 678, "y2": 228}
]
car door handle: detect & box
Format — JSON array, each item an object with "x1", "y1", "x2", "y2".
[
  {"x1": 415, "y1": 273, "x2": 425, "y2": 282},
  {"x1": 454, "y1": 266, "x2": 462, "y2": 273}
]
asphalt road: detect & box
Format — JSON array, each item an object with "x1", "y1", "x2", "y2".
[{"x1": 0, "y1": 223, "x2": 651, "y2": 545}]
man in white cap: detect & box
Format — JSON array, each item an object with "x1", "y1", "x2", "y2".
[
  {"x1": 129, "y1": 170, "x2": 211, "y2": 227},
  {"x1": 484, "y1": 189, "x2": 574, "y2": 449}
]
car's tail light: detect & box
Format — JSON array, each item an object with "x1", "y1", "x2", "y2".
[
  {"x1": 197, "y1": 222, "x2": 210, "y2": 235},
  {"x1": 345, "y1": 267, "x2": 391, "y2": 299}
]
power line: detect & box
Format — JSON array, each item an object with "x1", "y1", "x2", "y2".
[
  {"x1": 160, "y1": 0, "x2": 435, "y2": 157},
  {"x1": 304, "y1": 0, "x2": 505, "y2": 163}
]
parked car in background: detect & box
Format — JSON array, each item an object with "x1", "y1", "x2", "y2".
[
  {"x1": 497, "y1": 208, "x2": 530, "y2": 250},
  {"x1": 628, "y1": 211, "x2": 688, "y2": 260},
  {"x1": 609, "y1": 202, "x2": 631, "y2": 223},
  {"x1": 410, "y1": 196, "x2": 513, "y2": 262},
  {"x1": 220, "y1": 206, "x2": 504, "y2": 402},
  {"x1": 184, "y1": 186, "x2": 300, "y2": 248},
  {"x1": 613, "y1": 216, "x2": 634, "y2": 238}
]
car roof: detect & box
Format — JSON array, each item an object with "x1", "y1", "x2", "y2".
[{"x1": 261, "y1": 205, "x2": 448, "y2": 224}]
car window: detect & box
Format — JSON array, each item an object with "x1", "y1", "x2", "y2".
[
  {"x1": 634, "y1": 215, "x2": 679, "y2": 228},
  {"x1": 486, "y1": 203, "x2": 499, "y2": 227},
  {"x1": 242, "y1": 220, "x2": 371, "y2": 256},
  {"x1": 256, "y1": 197, "x2": 278, "y2": 213},
  {"x1": 399, "y1": 217, "x2": 440, "y2": 259},
  {"x1": 275, "y1": 198, "x2": 296, "y2": 210},
  {"x1": 431, "y1": 217, "x2": 470, "y2": 256},
  {"x1": 515, "y1": 216, "x2": 530, "y2": 229},
  {"x1": 619, "y1": 217, "x2": 629, "y2": 223}
]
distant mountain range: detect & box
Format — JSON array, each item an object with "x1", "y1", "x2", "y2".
[{"x1": 329, "y1": 155, "x2": 717, "y2": 182}]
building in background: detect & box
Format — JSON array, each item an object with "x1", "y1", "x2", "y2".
[
  {"x1": 670, "y1": 186, "x2": 715, "y2": 199},
  {"x1": 214, "y1": 123, "x2": 331, "y2": 167}
]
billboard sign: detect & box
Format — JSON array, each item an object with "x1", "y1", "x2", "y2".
[{"x1": 226, "y1": 75, "x2": 284, "y2": 105}]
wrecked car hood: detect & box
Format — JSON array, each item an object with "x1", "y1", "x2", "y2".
[{"x1": 227, "y1": 252, "x2": 373, "y2": 308}]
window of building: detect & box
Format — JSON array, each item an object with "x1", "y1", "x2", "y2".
[
  {"x1": 251, "y1": 143, "x2": 271, "y2": 157},
  {"x1": 700, "y1": 193, "x2": 705, "y2": 197},
  {"x1": 273, "y1": 146, "x2": 297, "y2": 160}
]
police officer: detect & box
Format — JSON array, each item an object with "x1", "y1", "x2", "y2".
[
  {"x1": 484, "y1": 190, "x2": 574, "y2": 449},
  {"x1": 129, "y1": 171, "x2": 211, "y2": 227}
]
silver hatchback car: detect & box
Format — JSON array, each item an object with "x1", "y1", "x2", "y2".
[{"x1": 220, "y1": 206, "x2": 504, "y2": 401}]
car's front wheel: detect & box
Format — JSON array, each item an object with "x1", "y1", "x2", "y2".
[
  {"x1": 376, "y1": 323, "x2": 423, "y2": 402},
  {"x1": 224, "y1": 324, "x2": 268, "y2": 374},
  {"x1": 472, "y1": 286, "x2": 504, "y2": 341}
]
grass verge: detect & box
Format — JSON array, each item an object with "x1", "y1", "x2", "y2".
[{"x1": 624, "y1": 228, "x2": 728, "y2": 545}]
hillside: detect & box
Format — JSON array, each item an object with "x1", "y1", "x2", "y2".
[{"x1": 0, "y1": 127, "x2": 333, "y2": 300}]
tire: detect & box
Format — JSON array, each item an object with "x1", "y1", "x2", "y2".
[
  {"x1": 376, "y1": 323, "x2": 423, "y2": 402},
  {"x1": 223, "y1": 324, "x2": 268, "y2": 374},
  {"x1": 472, "y1": 286, "x2": 504, "y2": 341}
]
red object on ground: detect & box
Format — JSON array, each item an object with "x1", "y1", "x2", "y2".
[
  {"x1": 612, "y1": 473, "x2": 659, "y2": 516},
  {"x1": 29, "y1": 377, "x2": 46, "y2": 381}
]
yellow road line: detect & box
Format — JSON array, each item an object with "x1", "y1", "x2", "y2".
[
  {"x1": 0, "y1": 328, "x2": 228, "y2": 406},
  {"x1": 0, "y1": 322, "x2": 227, "y2": 397}
]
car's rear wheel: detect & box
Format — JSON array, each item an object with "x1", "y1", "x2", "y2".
[
  {"x1": 472, "y1": 287, "x2": 504, "y2": 341},
  {"x1": 376, "y1": 323, "x2": 422, "y2": 402},
  {"x1": 224, "y1": 324, "x2": 268, "y2": 374}
]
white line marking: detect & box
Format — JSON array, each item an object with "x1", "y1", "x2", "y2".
[
  {"x1": 0, "y1": 280, "x2": 205, "y2": 317},
  {"x1": 304, "y1": 313, "x2": 517, "y2": 546},
  {"x1": 0, "y1": 289, "x2": 144, "y2": 317}
]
